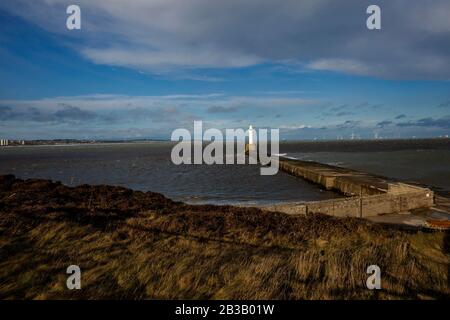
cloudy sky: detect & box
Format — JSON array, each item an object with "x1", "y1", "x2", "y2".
[{"x1": 0, "y1": 0, "x2": 449, "y2": 140}]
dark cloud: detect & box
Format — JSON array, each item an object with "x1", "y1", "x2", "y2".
[
  {"x1": 397, "y1": 116, "x2": 450, "y2": 129},
  {"x1": 321, "y1": 102, "x2": 384, "y2": 119},
  {"x1": 322, "y1": 104, "x2": 353, "y2": 117},
  {"x1": 437, "y1": 101, "x2": 450, "y2": 108},
  {"x1": 0, "y1": 105, "x2": 97, "y2": 123},
  {"x1": 0, "y1": 106, "x2": 53, "y2": 122},
  {"x1": 377, "y1": 120, "x2": 393, "y2": 127},
  {"x1": 336, "y1": 111, "x2": 354, "y2": 117},
  {"x1": 336, "y1": 120, "x2": 361, "y2": 129},
  {"x1": 329, "y1": 105, "x2": 349, "y2": 112},
  {"x1": 54, "y1": 105, "x2": 96, "y2": 121},
  {"x1": 354, "y1": 102, "x2": 369, "y2": 108},
  {"x1": 395, "y1": 114, "x2": 406, "y2": 119},
  {"x1": 206, "y1": 106, "x2": 239, "y2": 113},
  {"x1": 0, "y1": 106, "x2": 17, "y2": 121}
]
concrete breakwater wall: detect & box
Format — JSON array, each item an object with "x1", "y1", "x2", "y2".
[
  {"x1": 278, "y1": 159, "x2": 388, "y2": 196},
  {"x1": 261, "y1": 187, "x2": 433, "y2": 217},
  {"x1": 261, "y1": 158, "x2": 434, "y2": 217}
]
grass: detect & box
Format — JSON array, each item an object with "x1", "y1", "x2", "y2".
[{"x1": 0, "y1": 174, "x2": 449, "y2": 299}]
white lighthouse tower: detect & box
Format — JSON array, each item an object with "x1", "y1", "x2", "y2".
[
  {"x1": 248, "y1": 125, "x2": 254, "y2": 144},
  {"x1": 247, "y1": 125, "x2": 256, "y2": 152}
]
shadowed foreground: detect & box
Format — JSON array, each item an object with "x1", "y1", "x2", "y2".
[{"x1": 0, "y1": 175, "x2": 448, "y2": 299}]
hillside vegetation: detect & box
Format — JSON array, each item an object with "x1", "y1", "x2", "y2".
[{"x1": 0, "y1": 175, "x2": 448, "y2": 299}]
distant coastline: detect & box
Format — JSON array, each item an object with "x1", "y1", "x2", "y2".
[
  {"x1": 0, "y1": 138, "x2": 169, "y2": 147},
  {"x1": 0, "y1": 137, "x2": 448, "y2": 148}
]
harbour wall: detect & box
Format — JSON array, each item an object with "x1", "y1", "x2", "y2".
[{"x1": 259, "y1": 157, "x2": 434, "y2": 217}]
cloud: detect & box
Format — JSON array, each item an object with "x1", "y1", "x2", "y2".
[
  {"x1": 54, "y1": 105, "x2": 97, "y2": 121},
  {"x1": 0, "y1": 93, "x2": 317, "y2": 115},
  {"x1": 354, "y1": 102, "x2": 369, "y2": 108},
  {"x1": 395, "y1": 114, "x2": 406, "y2": 119},
  {"x1": 307, "y1": 59, "x2": 372, "y2": 76},
  {"x1": 336, "y1": 120, "x2": 361, "y2": 129},
  {"x1": 2, "y1": 0, "x2": 450, "y2": 79},
  {"x1": 437, "y1": 101, "x2": 450, "y2": 108},
  {"x1": 279, "y1": 124, "x2": 311, "y2": 130},
  {"x1": 397, "y1": 116, "x2": 450, "y2": 129},
  {"x1": 336, "y1": 111, "x2": 354, "y2": 117},
  {"x1": 1, "y1": 93, "x2": 448, "y2": 139},
  {"x1": 329, "y1": 105, "x2": 349, "y2": 112},
  {"x1": 0, "y1": 93, "x2": 321, "y2": 139},
  {"x1": 376, "y1": 120, "x2": 393, "y2": 127},
  {"x1": 320, "y1": 104, "x2": 358, "y2": 118},
  {"x1": 0, "y1": 105, "x2": 96, "y2": 123},
  {"x1": 82, "y1": 47, "x2": 263, "y2": 71},
  {"x1": 206, "y1": 106, "x2": 239, "y2": 114}
]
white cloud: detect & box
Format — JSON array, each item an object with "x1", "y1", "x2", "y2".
[
  {"x1": 279, "y1": 124, "x2": 311, "y2": 130},
  {"x1": 307, "y1": 59, "x2": 373, "y2": 76},
  {"x1": 82, "y1": 47, "x2": 263, "y2": 70}
]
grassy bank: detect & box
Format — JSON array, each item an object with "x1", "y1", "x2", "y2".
[{"x1": 0, "y1": 175, "x2": 448, "y2": 299}]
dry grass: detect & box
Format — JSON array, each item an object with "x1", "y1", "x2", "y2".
[{"x1": 0, "y1": 175, "x2": 449, "y2": 299}]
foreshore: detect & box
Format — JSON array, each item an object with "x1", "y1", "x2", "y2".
[{"x1": 0, "y1": 174, "x2": 449, "y2": 299}]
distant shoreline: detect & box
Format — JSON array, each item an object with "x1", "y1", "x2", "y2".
[
  {"x1": 0, "y1": 140, "x2": 173, "y2": 148},
  {"x1": 0, "y1": 139, "x2": 170, "y2": 147},
  {"x1": 0, "y1": 137, "x2": 449, "y2": 149}
]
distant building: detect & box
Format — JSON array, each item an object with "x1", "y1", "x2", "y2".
[{"x1": 0, "y1": 139, "x2": 9, "y2": 146}]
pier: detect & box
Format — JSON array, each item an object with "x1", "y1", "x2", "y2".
[{"x1": 260, "y1": 157, "x2": 434, "y2": 217}]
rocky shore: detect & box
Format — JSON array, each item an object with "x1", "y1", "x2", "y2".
[{"x1": 0, "y1": 175, "x2": 449, "y2": 299}]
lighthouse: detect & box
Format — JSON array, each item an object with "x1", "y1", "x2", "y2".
[
  {"x1": 247, "y1": 125, "x2": 256, "y2": 152},
  {"x1": 248, "y1": 125, "x2": 254, "y2": 144}
]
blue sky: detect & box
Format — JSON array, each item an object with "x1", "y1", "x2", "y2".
[{"x1": 0, "y1": 0, "x2": 449, "y2": 140}]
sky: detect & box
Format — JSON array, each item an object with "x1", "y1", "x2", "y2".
[{"x1": 0, "y1": 0, "x2": 449, "y2": 140}]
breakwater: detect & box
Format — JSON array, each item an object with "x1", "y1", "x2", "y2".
[{"x1": 260, "y1": 157, "x2": 434, "y2": 217}]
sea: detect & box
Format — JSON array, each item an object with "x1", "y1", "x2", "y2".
[{"x1": 0, "y1": 139, "x2": 448, "y2": 205}]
